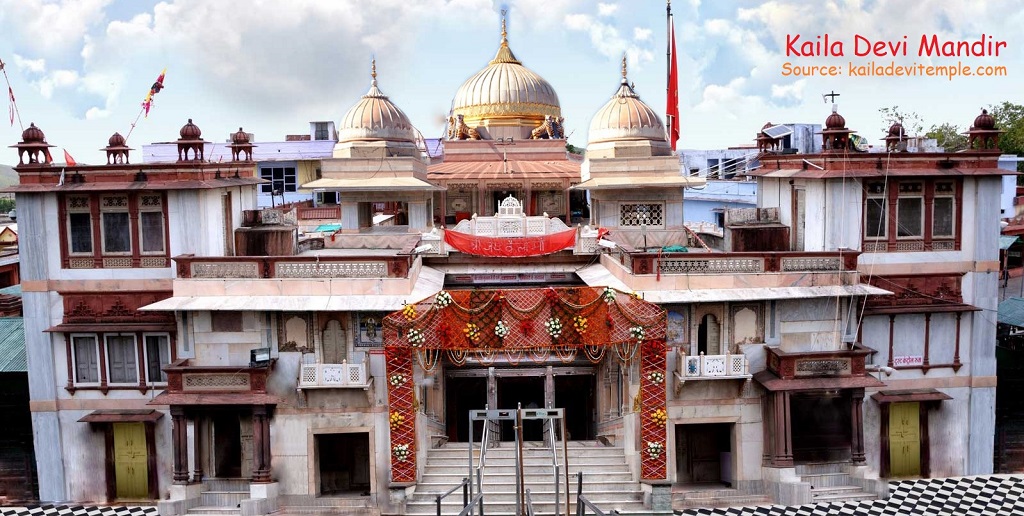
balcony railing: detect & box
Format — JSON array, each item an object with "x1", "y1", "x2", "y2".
[
  {"x1": 619, "y1": 250, "x2": 859, "y2": 276},
  {"x1": 673, "y1": 352, "x2": 752, "y2": 394},
  {"x1": 298, "y1": 361, "x2": 371, "y2": 389},
  {"x1": 173, "y1": 254, "x2": 412, "y2": 279},
  {"x1": 163, "y1": 359, "x2": 273, "y2": 394}
]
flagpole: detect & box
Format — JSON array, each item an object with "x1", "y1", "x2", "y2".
[
  {"x1": 0, "y1": 57, "x2": 24, "y2": 131},
  {"x1": 666, "y1": 0, "x2": 672, "y2": 141}
]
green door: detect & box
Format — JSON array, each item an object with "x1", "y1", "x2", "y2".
[{"x1": 113, "y1": 422, "x2": 149, "y2": 499}]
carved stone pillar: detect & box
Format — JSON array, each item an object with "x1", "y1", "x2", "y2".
[
  {"x1": 851, "y1": 390, "x2": 866, "y2": 465},
  {"x1": 770, "y1": 391, "x2": 793, "y2": 467},
  {"x1": 251, "y1": 405, "x2": 272, "y2": 483},
  {"x1": 171, "y1": 406, "x2": 189, "y2": 484},
  {"x1": 191, "y1": 416, "x2": 204, "y2": 483}
]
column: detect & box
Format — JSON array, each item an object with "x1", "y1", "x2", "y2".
[
  {"x1": 544, "y1": 366, "x2": 555, "y2": 409},
  {"x1": 851, "y1": 390, "x2": 866, "y2": 465},
  {"x1": 251, "y1": 405, "x2": 272, "y2": 483},
  {"x1": 406, "y1": 200, "x2": 429, "y2": 232},
  {"x1": 171, "y1": 406, "x2": 189, "y2": 484},
  {"x1": 191, "y1": 416, "x2": 204, "y2": 483}
]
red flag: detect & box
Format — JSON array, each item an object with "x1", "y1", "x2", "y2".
[
  {"x1": 666, "y1": 19, "x2": 680, "y2": 151},
  {"x1": 7, "y1": 86, "x2": 13, "y2": 127},
  {"x1": 141, "y1": 68, "x2": 167, "y2": 118},
  {"x1": 63, "y1": 149, "x2": 77, "y2": 167}
]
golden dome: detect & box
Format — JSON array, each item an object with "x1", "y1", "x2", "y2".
[
  {"x1": 450, "y1": 18, "x2": 560, "y2": 125},
  {"x1": 338, "y1": 60, "x2": 417, "y2": 143},
  {"x1": 587, "y1": 57, "x2": 666, "y2": 145}
]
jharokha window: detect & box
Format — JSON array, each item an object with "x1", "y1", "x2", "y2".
[
  {"x1": 60, "y1": 193, "x2": 170, "y2": 269},
  {"x1": 68, "y1": 332, "x2": 173, "y2": 392},
  {"x1": 862, "y1": 179, "x2": 961, "y2": 253}
]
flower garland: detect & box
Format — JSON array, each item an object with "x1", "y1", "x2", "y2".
[
  {"x1": 650, "y1": 408, "x2": 668, "y2": 426},
  {"x1": 602, "y1": 287, "x2": 617, "y2": 304},
  {"x1": 463, "y1": 322, "x2": 482, "y2": 343},
  {"x1": 389, "y1": 411, "x2": 406, "y2": 430},
  {"x1": 402, "y1": 303, "x2": 417, "y2": 321},
  {"x1": 434, "y1": 290, "x2": 453, "y2": 308},
  {"x1": 645, "y1": 441, "x2": 664, "y2": 460},
  {"x1": 388, "y1": 373, "x2": 408, "y2": 387},
  {"x1": 572, "y1": 315, "x2": 588, "y2": 335},
  {"x1": 646, "y1": 371, "x2": 665, "y2": 384},
  {"x1": 544, "y1": 317, "x2": 564, "y2": 340},
  {"x1": 495, "y1": 320, "x2": 510, "y2": 339},
  {"x1": 630, "y1": 325, "x2": 646, "y2": 342},
  {"x1": 393, "y1": 443, "x2": 411, "y2": 461},
  {"x1": 406, "y1": 328, "x2": 426, "y2": 347}
]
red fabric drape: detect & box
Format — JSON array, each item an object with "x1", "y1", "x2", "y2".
[
  {"x1": 666, "y1": 21, "x2": 680, "y2": 151},
  {"x1": 444, "y1": 228, "x2": 576, "y2": 257}
]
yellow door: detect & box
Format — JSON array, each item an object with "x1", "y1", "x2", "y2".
[
  {"x1": 888, "y1": 402, "x2": 921, "y2": 477},
  {"x1": 113, "y1": 422, "x2": 149, "y2": 499}
]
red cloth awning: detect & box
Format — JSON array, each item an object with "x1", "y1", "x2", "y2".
[{"x1": 444, "y1": 228, "x2": 576, "y2": 257}]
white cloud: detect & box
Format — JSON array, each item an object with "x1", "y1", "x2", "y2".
[
  {"x1": 12, "y1": 54, "x2": 46, "y2": 74},
  {"x1": 85, "y1": 106, "x2": 110, "y2": 120},
  {"x1": 34, "y1": 70, "x2": 79, "y2": 99},
  {"x1": 564, "y1": 6, "x2": 655, "y2": 70},
  {"x1": 0, "y1": 0, "x2": 111, "y2": 56},
  {"x1": 771, "y1": 79, "x2": 805, "y2": 101},
  {"x1": 633, "y1": 27, "x2": 652, "y2": 41},
  {"x1": 597, "y1": 3, "x2": 618, "y2": 16}
]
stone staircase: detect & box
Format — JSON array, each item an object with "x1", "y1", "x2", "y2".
[
  {"x1": 796, "y1": 464, "x2": 877, "y2": 503},
  {"x1": 672, "y1": 486, "x2": 773, "y2": 510},
  {"x1": 277, "y1": 494, "x2": 377, "y2": 516},
  {"x1": 185, "y1": 479, "x2": 249, "y2": 516},
  {"x1": 407, "y1": 441, "x2": 647, "y2": 515}
]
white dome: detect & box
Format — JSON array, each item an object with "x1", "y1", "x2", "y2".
[
  {"x1": 587, "y1": 63, "x2": 665, "y2": 145},
  {"x1": 338, "y1": 64, "x2": 417, "y2": 143},
  {"x1": 451, "y1": 25, "x2": 560, "y2": 122}
]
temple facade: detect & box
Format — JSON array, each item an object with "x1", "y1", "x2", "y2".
[{"x1": 8, "y1": 16, "x2": 1006, "y2": 516}]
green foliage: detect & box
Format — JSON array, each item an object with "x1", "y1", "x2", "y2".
[
  {"x1": 989, "y1": 101, "x2": 1024, "y2": 157},
  {"x1": 0, "y1": 198, "x2": 14, "y2": 214},
  {"x1": 925, "y1": 123, "x2": 968, "y2": 152},
  {"x1": 566, "y1": 143, "x2": 584, "y2": 155},
  {"x1": 878, "y1": 105, "x2": 923, "y2": 136}
]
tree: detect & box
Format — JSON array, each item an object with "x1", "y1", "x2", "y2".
[
  {"x1": 566, "y1": 143, "x2": 584, "y2": 155},
  {"x1": 989, "y1": 101, "x2": 1024, "y2": 157},
  {"x1": 925, "y1": 123, "x2": 968, "y2": 152},
  {"x1": 878, "y1": 105, "x2": 924, "y2": 136}
]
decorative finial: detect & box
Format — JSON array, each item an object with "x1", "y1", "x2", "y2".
[
  {"x1": 371, "y1": 58, "x2": 377, "y2": 81},
  {"x1": 621, "y1": 54, "x2": 628, "y2": 80},
  {"x1": 501, "y1": 9, "x2": 508, "y2": 44}
]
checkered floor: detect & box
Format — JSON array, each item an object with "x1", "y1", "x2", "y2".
[
  {"x1": 0, "y1": 475, "x2": 1021, "y2": 516},
  {"x1": 679, "y1": 475, "x2": 1024, "y2": 516}
]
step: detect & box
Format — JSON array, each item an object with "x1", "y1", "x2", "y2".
[
  {"x1": 420, "y1": 472, "x2": 634, "y2": 484},
  {"x1": 413, "y1": 481, "x2": 640, "y2": 495},
  {"x1": 186, "y1": 506, "x2": 241, "y2": 516},
  {"x1": 675, "y1": 495, "x2": 774, "y2": 508},
  {"x1": 422, "y1": 465, "x2": 631, "y2": 476},
  {"x1": 425, "y1": 456, "x2": 625, "y2": 467},
  {"x1": 406, "y1": 499, "x2": 647, "y2": 515},
  {"x1": 794, "y1": 462, "x2": 848, "y2": 475},
  {"x1": 810, "y1": 491, "x2": 877, "y2": 503},
  {"x1": 410, "y1": 489, "x2": 642, "y2": 503},
  {"x1": 200, "y1": 490, "x2": 247, "y2": 508},
  {"x1": 201, "y1": 478, "x2": 250, "y2": 492},
  {"x1": 801, "y1": 472, "x2": 851, "y2": 488}
]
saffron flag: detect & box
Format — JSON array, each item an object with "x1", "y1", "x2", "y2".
[
  {"x1": 142, "y1": 68, "x2": 167, "y2": 118},
  {"x1": 666, "y1": 20, "x2": 680, "y2": 151},
  {"x1": 7, "y1": 86, "x2": 13, "y2": 127},
  {"x1": 63, "y1": 149, "x2": 77, "y2": 166}
]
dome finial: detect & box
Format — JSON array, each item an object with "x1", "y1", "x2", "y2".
[
  {"x1": 500, "y1": 9, "x2": 508, "y2": 46},
  {"x1": 371, "y1": 57, "x2": 377, "y2": 83},
  {"x1": 621, "y1": 54, "x2": 629, "y2": 83}
]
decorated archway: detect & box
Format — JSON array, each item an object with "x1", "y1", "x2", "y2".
[{"x1": 382, "y1": 286, "x2": 668, "y2": 483}]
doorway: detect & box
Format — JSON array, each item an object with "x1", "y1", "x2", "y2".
[
  {"x1": 498, "y1": 377, "x2": 544, "y2": 441},
  {"x1": 698, "y1": 314, "x2": 721, "y2": 355},
  {"x1": 112, "y1": 422, "x2": 149, "y2": 499},
  {"x1": 675, "y1": 424, "x2": 732, "y2": 486},
  {"x1": 446, "y1": 376, "x2": 487, "y2": 442},
  {"x1": 212, "y1": 413, "x2": 243, "y2": 477},
  {"x1": 790, "y1": 392, "x2": 852, "y2": 463},
  {"x1": 555, "y1": 374, "x2": 595, "y2": 441},
  {"x1": 317, "y1": 433, "x2": 371, "y2": 495},
  {"x1": 888, "y1": 402, "x2": 921, "y2": 477}
]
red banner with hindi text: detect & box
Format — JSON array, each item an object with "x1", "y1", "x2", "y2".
[{"x1": 444, "y1": 228, "x2": 576, "y2": 257}]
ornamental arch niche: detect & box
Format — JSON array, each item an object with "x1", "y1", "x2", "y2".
[{"x1": 380, "y1": 286, "x2": 668, "y2": 482}]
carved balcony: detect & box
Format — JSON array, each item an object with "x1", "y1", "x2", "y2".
[
  {"x1": 297, "y1": 361, "x2": 371, "y2": 390},
  {"x1": 673, "y1": 352, "x2": 752, "y2": 395},
  {"x1": 619, "y1": 250, "x2": 860, "y2": 276}
]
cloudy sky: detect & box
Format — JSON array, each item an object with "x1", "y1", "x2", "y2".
[{"x1": 0, "y1": 0, "x2": 1022, "y2": 165}]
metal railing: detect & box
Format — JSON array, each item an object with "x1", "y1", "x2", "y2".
[
  {"x1": 435, "y1": 477, "x2": 472, "y2": 516},
  {"x1": 525, "y1": 488, "x2": 536, "y2": 516},
  {"x1": 575, "y1": 472, "x2": 619, "y2": 516}
]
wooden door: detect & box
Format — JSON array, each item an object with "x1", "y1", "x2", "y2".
[
  {"x1": 240, "y1": 415, "x2": 254, "y2": 479},
  {"x1": 113, "y1": 422, "x2": 148, "y2": 499},
  {"x1": 889, "y1": 402, "x2": 921, "y2": 477},
  {"x1": 322, "y1": 319, "x2": 346, "y2": 364}
]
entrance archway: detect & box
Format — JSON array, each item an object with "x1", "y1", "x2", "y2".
[{"x1": 381, "y1": 286, "x2": 669, "y2": 483}]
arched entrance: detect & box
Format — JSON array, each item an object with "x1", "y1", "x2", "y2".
[{"x1": 380, "y1": 286, "x2": 669, "y2": 483}]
